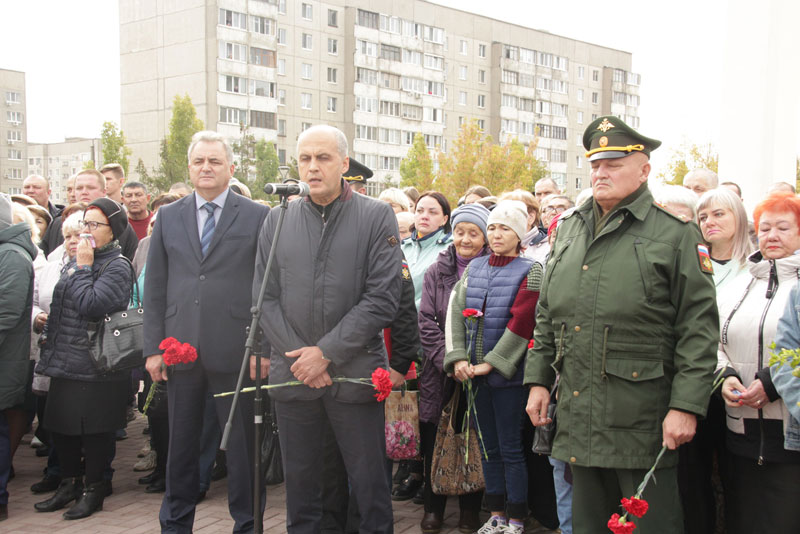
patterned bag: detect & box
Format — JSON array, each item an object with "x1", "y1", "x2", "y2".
[
  {"x1": 430, "y1": 386, "x2": 485, "y2": 495},
  {"x1": 384, "y1": 389, "x2": 421, "y2": 460}
]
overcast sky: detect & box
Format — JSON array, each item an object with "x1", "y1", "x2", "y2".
[{"x1": 0, "y1": 0, "x2": 795, "y2": 175}]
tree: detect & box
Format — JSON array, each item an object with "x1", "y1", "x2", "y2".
[
  {"x1": 82, "y1": 160, "x2": 95, "y2": 170},
  {"x1": 135, "y1": 158, "x2": 151, "y2": 185},
  {"x1": 160, "y1": 94, "x2": 204, "y2": 185},
  {"x1": 399, "y1": 133, "x2": 435, "y2": 192},
  {"x1": 100, "y1": 121, "x2": 133, "y2": 175},
  {"x1": 252, "y1": 139, "x2": 280, "y2": 199},
  {"x1": 231, "y1": 124, "x2": 256, "y2": 182},
  {"x1": 657, "y1": 142, "x2": 719, "y2": 185},
  {"x1": 479, "y1": 137, "x2": 548, "y2": 195},
  {"x1": 436, "y1": 120, "x2": 488, "y2": 204}
]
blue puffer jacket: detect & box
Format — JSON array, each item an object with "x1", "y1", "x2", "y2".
[{"x1": 37, "y1": 244, "x2": 133, "y2": 381}]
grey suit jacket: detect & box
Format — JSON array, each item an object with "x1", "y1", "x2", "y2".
[{"x1": 144, "y1": 190, "x2": 269, "y2": 373}]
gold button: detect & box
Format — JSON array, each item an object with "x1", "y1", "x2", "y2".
[
  {"x1": 632, "y1": 371, "x2": 639, "y2": 378},
  {"x1": 582, "y1": 264, "x2": 588, "y2": 271},
  {"x1": 570, "y1": 456, "x2": 577, "y2": 463},
  {"x1": 573, "y1": 390, "x2": 579, "y2": 397},
  {"x1": 574, "y1": 326, "x2": 581, "y2": 332}
]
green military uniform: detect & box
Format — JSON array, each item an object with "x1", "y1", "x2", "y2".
[{"x1": 523, "y1": 116, "x2": 719, "y2": 533}]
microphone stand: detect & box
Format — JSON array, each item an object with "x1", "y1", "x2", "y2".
[{"x1": 221, "y1": 192, "x2": 291, "y2": 534}]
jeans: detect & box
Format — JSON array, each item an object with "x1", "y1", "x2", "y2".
[
  {"x1": 473, "y1": 382, "x2": 528, "y2": 519},
  {"x1": 548, "y1": 457, "x2": 572, "y2": 534}
]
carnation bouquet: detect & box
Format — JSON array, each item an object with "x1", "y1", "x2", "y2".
[{"x1": 142, "y1": 337, "x2": 198, "y2": 415}]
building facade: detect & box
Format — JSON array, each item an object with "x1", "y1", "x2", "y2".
[
  {"x1": 0, "y1": 69, "x2": 28, "y2": 195},
  {"x1": 27, "y1": 137, "x2": 104, "y2": 205},
  {"x1": 120, "y1": 0, "x2": 641, "y2": 197}
]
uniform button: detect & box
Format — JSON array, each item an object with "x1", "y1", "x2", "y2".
[
  {"x1": 582, "y1": 264, "x2": 588, "y2": 271},
  {"x1": 574, "y1": 326, "x2": 581, "y2": 332},
  {"x1": 200, "y1": 275, "x2": 206, "y2": 281},
  {"x1": 570, "y1": 457, "x2": 577, "y2": 463},
  {"x1": 194, "y1": 299, "x2": 199, "y2": 305},
  {"x1": 632, "y1": 371, "x2": 639, "y2": 378},
  {"x1": 573, "y1": 390, "x2": 579, "y2": 397}
]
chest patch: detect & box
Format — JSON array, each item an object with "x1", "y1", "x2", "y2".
[
  {"x1": 401, "y1": 260, "x2": 411, "y2": 281},
  {"x1": 697, "y1": 244, "x2": 714, "y2": 274},
  {"x1": 387, "y1": 235, "x2": 398, "y2": 247}
]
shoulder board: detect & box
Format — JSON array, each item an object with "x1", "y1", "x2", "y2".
[
  {"x1": 653, "y1": 202, "x2": 691, "y2": 223},
  {"x1": 559, "y1": 207, "x2": 578, "y2": 220}
]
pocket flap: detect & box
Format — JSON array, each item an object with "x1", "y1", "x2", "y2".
[{"x1": 605, "y1": 358, "x2": 664, "y2": 382}]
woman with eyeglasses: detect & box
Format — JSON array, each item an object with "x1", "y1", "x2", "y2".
[{"x1": 34, "y1": 198, "x2": 133, "y2": 520}]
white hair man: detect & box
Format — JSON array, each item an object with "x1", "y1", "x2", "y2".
[{"x1": 683, "y1": 168, "x2": 719, "y2": 196}]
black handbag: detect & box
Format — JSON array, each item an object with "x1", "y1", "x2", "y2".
[
  {"x1": 531, "y1": 384, "x2": 558, "y2": 455},
  {"x1": 262, "y1": 403, "x2": 284, "y2": 485},
  {"x1": 87, "y1": 256, "x2": 144, "y2": 374}
]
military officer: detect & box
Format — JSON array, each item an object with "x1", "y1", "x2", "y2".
[
  {"x1": 525, "y1": 116, "x2": 719, "y2": 533},
  {"x1": 343, "y1": 158, "x2": 373, "y2": 195}
]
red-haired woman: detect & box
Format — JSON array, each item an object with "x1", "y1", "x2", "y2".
[{"x1": 717, "y1": 192, "x2": 800, "y2": 534}]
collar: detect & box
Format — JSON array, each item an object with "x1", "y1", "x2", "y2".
[
  {"x1": 412, "y1": 227, "x2": 450, "y2": 245},
  {"x1": 590, "y1": 182, "x2": 652, "y2": 222},
  {"x1": 303, "y1": 178, "x2": 353, "y2": 205},
  {"x1": 195, "y1": 188, "x2": 230, "y2": 211}
]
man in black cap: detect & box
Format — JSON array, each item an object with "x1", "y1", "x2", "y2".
[
  {"x1": 343, "y1": 158, "x2": 373, "y2": 195},
  {"x1": 525, "y1": 116, "x2": 718, "y2": 533}
]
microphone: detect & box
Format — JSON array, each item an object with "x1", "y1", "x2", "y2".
[{"x1": 263, "y1": 182, "x2": 310, "y2": 197}]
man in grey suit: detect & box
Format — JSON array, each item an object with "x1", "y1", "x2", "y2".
[
  {"x1": 144, "y1": 131, "x2": 269, "y2": 534},
  {"x1": 255, "y1": 125, "x2": 402, "y2": 533}
]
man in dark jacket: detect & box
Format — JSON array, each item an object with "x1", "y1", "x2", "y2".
[
  {"x1": 0, "y1": 194, "x2": 36, "y2": 521},
  {"x1": 256, "y1": 125, "x2": 402, "y2": 533}
]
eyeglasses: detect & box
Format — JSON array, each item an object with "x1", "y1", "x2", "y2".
[
  {"x1": 81, "y1": 220, "x2": 111, "y2": 231},
  {"x1": 543, "y1": 206, "x2": 567, "y2": 214}
]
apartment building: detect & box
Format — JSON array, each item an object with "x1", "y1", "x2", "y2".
[
  {"x1": 0, "y1": 69, "x2": 28, "y2": 195},
  {"x1": 27, "y1": 137, "x2": 104, "y2": 205},
  {"x1": 120, "y1": 0, "x2": 641, "y2": 197}
]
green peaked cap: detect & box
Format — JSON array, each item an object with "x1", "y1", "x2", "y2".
[{"x1": 582, "y1": 115, "x2": 661, "y2": 162}]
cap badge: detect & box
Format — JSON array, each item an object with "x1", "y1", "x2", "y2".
[
  {"x1": 599, "y1": 136, "x2": 608, "y2": 147},
  {"x1": 597, "y1": 118, "x2": 615, "y2": 133}
]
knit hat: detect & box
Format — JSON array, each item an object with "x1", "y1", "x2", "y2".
[
  {"x1": 487, "y1": 200, "x2": 528, "y2": 242},
  {"x1": 0, "y1": 193, "x2": 12, "y2": 231},
  {"x1": 86, "y1": 198, "x2": 128, "y2": 240},
  {"x1": 451, "y1": 203, "x2": 490, "y2": 241}
]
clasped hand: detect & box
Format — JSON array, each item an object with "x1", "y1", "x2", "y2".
[
  {"x1": 287, "y1": 346, "x2": 332, "y2": 388},
  {"x1": 453, "y1": 361, "x2": 492, "y2": 382}
]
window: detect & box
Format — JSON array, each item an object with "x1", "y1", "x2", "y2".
[
  {"x1": 277, "y1": 28, "x2": 287, "y2": 45},
  {"x1": 380, "y1": 15, "x2": 401, "y2": 34},
  {"x1": 504, "y1": 45, "x2": 518, "y2": 60},
  {"x1": 478, "y1": 44, "x2": 486, "y2": 58},
  {"x1": 7, "y1": 168, "x2": 22, "y2": 179},
  {"x1": 537, "y1": 124, "x2": 567, "y2": 140},
  {"x1": 477, "y1": 119, "x2": 485, "y2": 131},
  {"x1": 355, "y1": 125, "x2": 377, "y2": 140},
  {"x1": 535, "y1": 147, "x2": 549, "y2": 161},
  {"x1": 250, "y1": 110, "x2": 276, "y2": 129},
  {"x1": 278, "y1": 89, "x2": 286, "y2": 105},
  {"x1": 357, "y1": 9, "x2": 379, "y2": 29},
  {"x1": 402, "y1": 49, "x2": 422, "y2": 66},
  {"x1": 220, "y1": 75, "x2": 247, "y2": 94},
  {"x1": 381, "y1": 72, "x2": 400, "y2": 89},
  {"x1": 278, "y1": 148, "x2": 286, "y2": 165},
  {"x1": 459, "y1": 40, "x2": 468, "y2": 55},
  {"x1": 423, "y1": 26, "x2": 444, "y2": 44},
  {"x1": 6, "y1": 111, "x2": 23, "y2": 124},
  {"x1": 627, "y1": 72, "x2": 641, "y2": 86},
  {"x1": 381, "y1": 44, "x2": 401, "y2": 62},
  {"x1": 8, "y1": 149, "x2": 22, "y2": 160},
  {"x1": 477, "y1": 94, "x2": 485, "y2": 108},
  {"x1": 357, "y1": 39, "x2": 377, "y2": 56},
  {"x1": 537, "y1": 51, "x2": 553, "y2": 67},
  {"x1": 627, "y1": 94, "x2": 640, "y2": 106},
  {"x1": 575, "y1": 177, "x2": 582, "y2": 189},
  {"x1": 278, "y1": 119, "x2": 286, "y2": 137},
  {"x1": 402, "y1": 104, "x2": 422, "y2": 120},
  {"x1": 328, "y1": 38, "x2": 338, "y2": 55},
  {"x1": 300, "y1": 93, "x2": 312, "y2": 110},
  {"x1": 501, "y1": 119, "x2": 517, "y2": 133},
  {"x1": 219, "y1": 8, "x2": 246, "y2": 30},
  {"x1": 576, "y1": 134, "x2": 583, "y2": 146},
  {"x1": 519, "y1": 97, "x2": 535, "y2": 112},
  {"x1": 424, "y1": 134, "x2": 442, "y2": 149},
  {"x1": 327, "y1": 67, "x2": 337, "y2": 83},
  {"x1": 576, "y1": 156, "x2": 583, "y2": 169},
  {"x1": 328, "y1": 9, "x2": 338, "y2": 27},
  {"x1": 252, "y1": 16, "x2": 274, "y2": 35},
  {"x1": 502, "y1": 94, "x2": 517, "y2": 108},
  {"x1": 380, "y1": 101, "x2": 400, "y2": 117},
  {"x1": 327, "y1": 97, "x2": 337, "y2": 112},
  {"x1": 277, "y1": 58, "x2": 286, "y2": 75},
  {"x1": 577, "y1": 66, "x2": 585, "y2": 79},
  {"x1": 402, "y1": 76, "x2": 424, "y2": 94},
  {"x1": 300, "y1": 63, "x2": 313, "y2": 80},
  {"x1": 613, "y1": 69, "x2": 625, "y2": 83},
  {"x1": 478, "y1": 70, "x2": 486, "y2": 84},
  {"x1": 5, "y1": 92, "x2": 20, "y2": 104},
  {"x1": 552, "y1": 80, "x2": 568, "y2": 94},
  {"x1": 577, "y1": 88, "x2": 584, "y2": 102},
  {"x1": 355, "y1": 96, "x2": 378, "y2": 112},
  {"x1": 577, "y1": 111, "x2": 583, "y2": 124},
  {"x1": 519, "y1": 73, "x2": 534, "y2": 87},
  {"x1": 380, "y1": 128, "x2": 401, "y2": 144},
  {"x1": 302, "y1": 33, "x2": 312, "y2": 50},
  {"x1": 519, "y1": 48, "x2": 534, "y2": 64},
  {"x1": 424, "y1": 108, "x2": 442, "y2": 122},
  {"x1": 458, "y1": 91, "x2": 467, "y2": 106},
  {"x1": 424, "y1": 54, "x2": 444, "y2": 70},
  {"x1": 459, "y1": 66, "x2": 467, "y2": 80},
  {"x1": 301, "y1": 122, "x2": 312, "y2": 131},
  {"x1": 403, "y1": 20, "x2": 422, "y2": 39},
  {"x1": 592, "y1": 69, "x2": 599, "y2": 82},
  {"x1": 553, "y1": 56, "x2": 568, "y2": 71},
  {"x1": 220, "y1": 42, "x2": 247, "y2": 62},
  {"x1": 502, "y1": 70, "x2": 518, "y2": 85},
  {"x1": 592, "y1": 113, "x2": 598, "y2": 121},
  {"x1": 301, "y1": 3, "x2": 312, "y2": 20},
  {"x1": 250, "y1": 47, "x2": 276, "y2": 67},
  {"x1": 380, "y1": 156, "x2": 400, "y2": 170},
  {"x1": 356, "y1": 67, "x2": 378, "y2": 85},
  {"x1": 591, "y1": 92, "x2": 598, "y2": 104},
  {"x1": 425, "y1": 80, "x2": 443, "y2": 96},
  {"x1": 551, "y1": 149, "x2": 567, "y2": 163},
  {"x1": 612, "y1": 92, "x2": 626, "y2": 104},
  {"x1": 219, "y1": 106, "x2": 248, "y2": 125},
  {"x1": 277, "y1": 0, "x2": 286, "y2": 15},
  {"x1": 249, "y1": 80, "x2": 275, "y2": 97}
]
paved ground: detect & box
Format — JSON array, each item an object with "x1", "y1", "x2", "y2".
[{"x1": 5, "y1": 415, "x2": 553, "y2": 533}]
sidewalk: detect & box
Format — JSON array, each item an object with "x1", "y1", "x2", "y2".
[{"x1": 3, "y1": 415, "x2": 485, "y2": 533}]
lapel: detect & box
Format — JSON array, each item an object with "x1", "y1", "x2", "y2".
[
  {"x1": 180, "y1": 195, "x2": 203, "y2": 262},
  {"x1": 203, "y1": 191, "x2": 240, "y2": 260}
]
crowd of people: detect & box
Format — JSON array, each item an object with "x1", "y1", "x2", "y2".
[{"x1": 0, "y1": 116, "x2": 798, "y2": 534}]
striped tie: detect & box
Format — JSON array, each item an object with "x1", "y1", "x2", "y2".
[{"x1": 200, "y1": 203, "x2": 217, "y2": 256}]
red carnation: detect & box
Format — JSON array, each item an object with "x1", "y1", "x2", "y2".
[
  {"x1": 528, "y1": 339, "x2": 534, "y2": 349},
  {"x1": 621, "y1": 497, "x2": 649, "y2": 518},
  {"x1": 371, "y1": 368, "x2": 393, "y2": 402},
  {"x1": 462, "y1": 308, "x2": 483, "y2": 318},
  {"x1": 160, "y1": 338, "x2": 199, "y2": 366},
  {"x1": 159, "y1": 337, "x2": 180, "y2": 351},
  {"x1": 607, "y1": 514, "x2": 636, "y2": 534}
]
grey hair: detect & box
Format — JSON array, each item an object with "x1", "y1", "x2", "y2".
[
  {"x1": 653, "y1": 184, "x2": 698, "y2": 219},
  {"x1": 62, "y1": 211, "x2": 85, "y2": 235},
  {"x1": 696, "y1": 187, "x2": 753, "y2": 268},
  {"x1": 296, "y1": 125, "x2": 348, "y2": 158},
  {"x1": 11, "y1": 202, "x2": 40, "y2": 244},
  {"x1": 684, "y1": 168, "x2": 719, "y2": 189},
  {"x1": 378, "y1": 188, "x2": 411, "y2": 212},
  {"x1": 187, "y1": 131, "x2": 233, "y2": 164},
  {"x1": 535, "y1": 177, "x2": 559, "y2": 190}
]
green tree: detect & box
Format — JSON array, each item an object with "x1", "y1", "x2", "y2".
[
  {"x1": 100, "y1": 121, "x2": 132, "y2": 175},
  {"x1": 480, "y1": 137, "x2": 547, "y2": 195},
  {"x1": 658, "y1": 142, "x2": 718, "y2": 185},
  {"x1": 160, "y1": 94, "x2": 204, "y2": 185},
  {"x1": 135, "y1": 158, "x2": 150, "y2": 185},
  {"x1": 82, "y1": 160, "x2": 95, "y2": 170},
  {"x1": 437, "y1": 119, "x2": 488, "y2": 205},
  {"x1": 399, "y1": 133, "x2": 435, "y2": 192},
  {"x1": 231, "y1": 124, "x2": 256, "y2": 182},
  {"x1": 252, "y1": 139, "x2": 280, "y2": 199}
]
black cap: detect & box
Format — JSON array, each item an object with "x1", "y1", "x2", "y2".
[
  {"x1": 583, "y1": 115, "x2": 661, "y2": 162},
  {"x1": 343, "y1": 158, "x2": 374, "y2": 184},
  {"x1": 86, "y1": 198, "x2": 128, "y2": 240}
]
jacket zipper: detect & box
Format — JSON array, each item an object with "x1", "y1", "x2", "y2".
[
  {"x1": 756, "y1": 260, "x2": 778, "y2": 465},
  {"x1": 601, "y1": 325, "x2": 611, "y2": 380},
  {"x1": 632, "y1": 240, "x2": 652, "y2": 301}
]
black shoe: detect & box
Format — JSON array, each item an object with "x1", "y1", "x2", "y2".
[
  {"x1": 115, "y1": 429, "x2": 127, "y2": 441},
  {"x1": 34, "y1": 477, "x2": 83, "y2": 512},
  {"x1": 102, "y1": 480, "x2": 113, "y2": 497},
  {"x1": 0, "y1": 504, "x2": 7, "y2": 521},
  {"x1": 36, "y1": 445, "x2": 51, "y2": 457},
  {"x1": 142, "y1": 425, "x2": 150, "y2": 435},
  {"x1": 210, "y1": 460, "x2": 227, "y2": 481},
  {"x1": 393, "y1": 461, "x2": 410, "y2": 484},
  {"x1": 138, "y1": 471, "x2": 159, "y2": 485},
  {"x1": 31, "y1": 474, "x2": 62, "y2": 494},
  {"x1": 63, "y1": 482, "x2": 105, "y2": 520},
  {"x1": 412, "y1": 484, "x2": 425, "y2": 505},
  {"x1": 391, "y1": 476, "x2": 423, "y2": 501},
  {"x1": 196, "y1": 490, "x2": 207, "y2": 504},
  {"x1": 145, "y1": 476, "x2": 166, "y2": 494}
]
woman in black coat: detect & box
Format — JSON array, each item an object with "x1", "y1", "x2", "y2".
[{"x1": 34, "y1": 197, "x2": 133, "y2": 520}]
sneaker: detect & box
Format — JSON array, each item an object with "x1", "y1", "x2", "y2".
[
  {"x1": 477, "y1": 516, "x2": 508, "y2": 534},
  {"x1": 133, "y1": 450, "x2": 157, "y2": 472},
  {"x1": 137, "y1": 442, "x2": 151, "y2": 458},
  {"x1": 504, "y1": 522, "x2": 524, "y2": 534}
]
